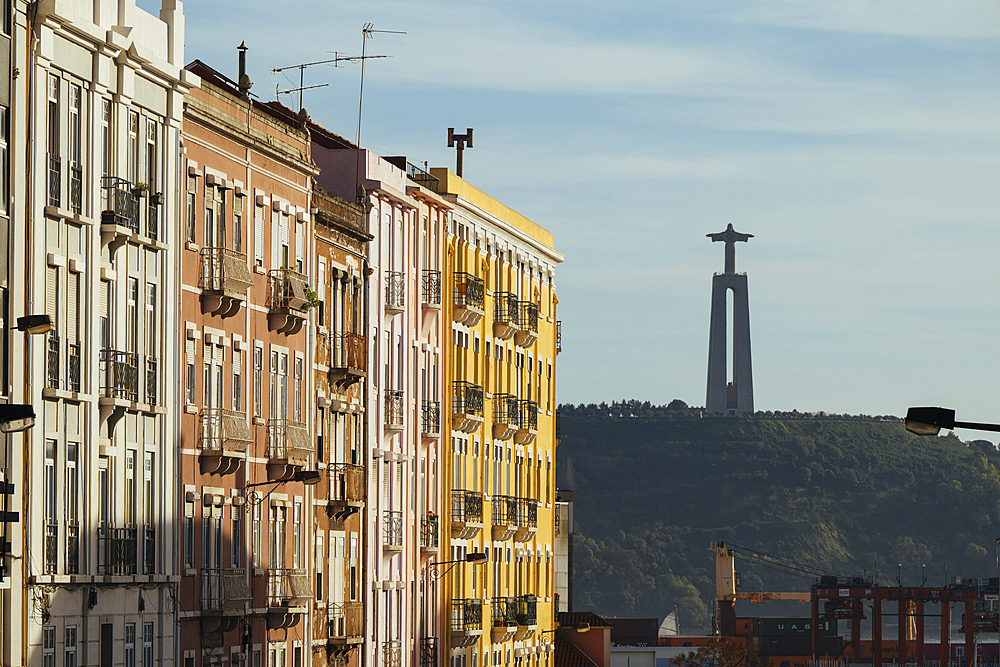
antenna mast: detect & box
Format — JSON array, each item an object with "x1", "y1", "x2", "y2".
[
  {"x1": 357, "y1": 23, "x2": 405, "y2": 145},
  {"x1": 273, "y1": 52, "x2": 387, "y2": 112}
]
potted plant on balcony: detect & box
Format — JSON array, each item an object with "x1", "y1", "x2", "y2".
[
  {"x1": 132, "y1": 182, "x2": 149, "y2": 198},
  {"x1": 149, "y1": 192, "x2": 164, "y2": 206}
]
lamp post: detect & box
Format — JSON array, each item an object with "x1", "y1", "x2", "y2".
[
  {"x1": 904, "y1": 407, "x2": 1000, "y2": 437},
  {"x1": 244, "y1": 469, "x2": 322, "y2": 512},
  {"x1": 426, "y1": 552, "x2": 487, "y2": 580}
]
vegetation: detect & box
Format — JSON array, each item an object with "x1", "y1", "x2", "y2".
[
  {"x1": 669, "y1": 639, "x2": 772, "y2": 667},
  {"x1": 557, "y1": 401, "x2": 1000, "y2": 634}
]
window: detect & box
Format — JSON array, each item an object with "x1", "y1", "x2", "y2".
[
  {"x1": 101, "y1": 100, "x2": 112, "y2": 209},
  {"x1": 43, "y1": 627, "x2": 55, "y2": 667},
  {"x1": 125, "y1": 624, "x2": 136, "y2": 667},
  {"x1": 233, "y1": 348, "x2": 243, "y2": 412},
  {"x1": 254, "y1": 203, "x2": 265, "y2": 267},
  {"x1": 185, "y1": 338, "x2": 195, "y2": 405},
  {"x1": 269, "y1": 505, "x2": 287, "y2": 568},
  {"x1": 47, "y1": 74, "x2": 60, "y2": 207},
  {"x1": 292, "y1": 501, "x2": 302, "y2": 568},
  {"x1": 232, "y1": 505, "x2": 241, "y2": 568},
  {"x1": 0, "y1": 106, "x2": 8, "y2": 215},
  {"x1": 68, "y1": 85, "x2": 82, "y2": 214},
  {"x1": 65, "y1": 626, "x2": 78, "y2": 667},
  {"x1": 66, "y1": 442, "x2": 79, "y2": 573},
  {"x1": 234, "y1": 195, "x2": 243, "y2": 253},
  {"x1": 143, "y1": 452, "x2": 155, "y2": 573},
  {"x1": 142, "y1": 623, "x2": 153, "y2": 667},
  {"x1": 125, "y1": 450, "x2": 136, "y2": 527},
  {"x1": 44, "y1": 439, "x2": 56, "y2": 573},
  {"x1": 252, "y1": 503, "x2": 261, "y2": 568},
  {"x1": 184, "y1": 497, "x2": 194, "y2": 568},
  {"x1": 127, "y1": 111, "x2": 139, "y2": 184},
  {"x1": 253, "y1": 345, "x2": 263, "y2": 417},
  {"x1": 294, "y1": 357, "x2": 302, "y2": 423},
  {"x1": 126, "y1": 278, "x2": 138, "y2": 353},
  {"x1": 186, "y1": 174, "x2": 197, "y2": 242}
]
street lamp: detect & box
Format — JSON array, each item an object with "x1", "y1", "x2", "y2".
[
  {"x1": 244, "y1": 469, "x2": 323, "y2": 512},
  {"x1": 0, "y1": 405, "x2": 35, "y2": 434},
  {"x1": 15, "y1": 314, "x2": 53, "y2": 335},
  {"x1": 427, "y1": 552, "x2": 488, "y2": 580},
  {"x1": 904, "y1": 407, "x2": 1000, "y2": 437}
]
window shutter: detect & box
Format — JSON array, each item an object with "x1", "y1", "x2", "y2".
[
  {"x1": 46, "y1": 267, "x2": 58, "y2": 323},
  {"x1": 382, "y1": 462, "x2": 390, "y2": 511},
  {"x1": 271, "y1": 209, "x2": 279, "y2": 269},
  {"x1": 335, "y1": 414, "x2": 345, "y2": 464},
  {"x1": 334, "y1": 535, "x2": 345, "y2": 604},
  {"x1": 295, "y1": 220, "x2": 304, "y2": 264},
  {"x1": 233, "y1": 348, "x2": 242, "y2": 377},
  {"x1": 255, "y1": 205, "x2": 264, "y2": 264},
  {"x1": 280, "y1": 214, "x2": 289, "y2": 259},
  {"x1": 67, "y1": 273, "x2": 78, "y2": 342},
  {"x1": 186, "y1": 339, "x2": 194, "y2": 365}
]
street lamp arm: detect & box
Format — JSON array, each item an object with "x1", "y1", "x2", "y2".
[{"x1": 953, "y1": 421, "x2": 1000, "y2": 433}]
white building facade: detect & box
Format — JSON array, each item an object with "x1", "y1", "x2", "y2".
[{"x1": 5, "y1": 2, "x2": 192, "y2": 666}]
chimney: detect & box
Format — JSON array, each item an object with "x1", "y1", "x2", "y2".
[{"x1": 237, "y1": 41, "x2": 252, "y2": 98}]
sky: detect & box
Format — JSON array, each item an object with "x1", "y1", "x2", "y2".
[{"x1": 160, "y1": 0, "x2": 1000, "y2": 428}]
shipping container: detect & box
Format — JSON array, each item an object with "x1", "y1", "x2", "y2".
[{"x1": 756, "y1": 618, "x2": 837, "y2": 638}]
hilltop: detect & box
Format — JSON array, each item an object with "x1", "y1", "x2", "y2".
[{"x1": 556, "y1": 401, "x2": 1000, "y2": 634}]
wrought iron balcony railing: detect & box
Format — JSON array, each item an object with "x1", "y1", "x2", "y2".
[
  {"x1": 266, "y1": 568, "x2": 311, "y2": 607},
  {"x1": 494, "y1": 292, "x2": 519, "y2": 325},
  {"x1": 200, "y1": 409, "x2": 253, "y2": 455},
  {"x1": 520, "y1": 498, "x2": 538, "y2": 528},
  {"x1": 100, "y1": 348, "x2": 139, "y2": 402},
  {"x1": 556, "y1": 320, "x2": 562, "y2": 351},
  {"x1": 419, "y1": 637, "x2": 438, "y2": 667},
  {"x1": 201, "y1": 247, "x2": 253, "y2": 296},
  {"x1": 145, "y1": 357, "x2": 158, "y2": 406},
  {"x1": 48, "y1": 154, "x2": 61, "y2": 207},
  {"x1": 383, "y1": 510, "x2": 403, "y2": 548},
  {"x1": 453, "y1": 273, "x2": 484, "y2": 311},
  {"x1": 382, "y1": 640, "x2": 402, "y2": 667},
  {"x1": 329, "y1": 464, "x2": 365, "y2": 504},
  {"x1": 97, "y1": 526, "x2": 137, "y2": 575},
  {"x1": 44, "y1": 520, "x2": 57, "y2": 574},
  {"x1": 68, "y1": 343, "x2": 81, "y2": 392},
  {"x1": 46, "y1": 334, "x2": 60, "y2": 389},
  {"x1": 452, "y1": 381, "x2": 483, "y2": 417},
  {"x1": 518, "y1": 301, "x2": 539, "y2": 333},
  {"x1": 421, "y1": 400, "x2": 440, "y2": 435},
  {"x1": 201, "y1": 567, "x2": 251, "y2": 611},
  {"x1": 266, "y1": 419, "x2": 311, "y2": 463},
  {"x1": 518, "y1": 400, "x2": 538, "y2": 432},
  {"x1": 384, "y1": 390, "x2": 404, "y2": 429},
  {"x1": 146, "y1": 193, "x2": 162, "y2": 241},
  {"x1": 494, "y1": 394, "x2": 519, "y2": 426},
  {"x1": 515, "y1": 595, "x2": 537, "y2": 626},
  {"x1": 492, "y1": 495, "x2": 521, "y2": 528},
  {"x1": 66, "y1": 522, "x2": 79, "y2": 574},
  {"x1": 330, "y1": 332, "x2": 366, "y2": 370},
  {"x1": 420, "y1": 513, "x2": 439, "y2": 549},
  {"x1": 492, "y1": 597, "x2": 518, "y2": 627},
  {"x1": 385, "y1": 271, "x2": 405, "y2": 310},
  {"x1": 450, "y1": 598, "x2": 483, "y2": 632},
  {"x1": 328, "y1": 601, "x2": 364, "y2": 639},
  {"x1": 69, "y1": 163, "x2": 83, "y2": 215},
  {"x1": 422, "y1": 269, "x2": 441, "y2": 305},
  {"x1": 144, "y1": 527, "x2": 155, "y2": 574},
  {"x1": 405, "y1": 161, "x2": 440, "y2": 191},
  {"x1": 100, "y1": 176, "x2": 140, "y2": 233},
  {"x1": 451, "y1": 489, "x2": 483, "y2": 524},
  {"x1": 268, "y1": 269, "x2": 311, "y2": 313}
]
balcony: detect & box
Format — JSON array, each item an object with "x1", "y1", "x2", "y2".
[
  {"x1": 513, "y1": 498, "x2": 538, "y2": 543},
  {"x1": 327, "y1": 602, "x2": 364, "y2": 648},
  {"x1": 421, "y1": 400, "x2": 440, "y2": 437},
  {"x1": 385, "y1": 270, "x2": 405, "y2": 313},
  {"x1": 384, "y1": 390, "x2": 404, "y2": 431},
  {"x1": 48, "y1": 153, "x2": 61, "y2": 207},
  {"x1": 451, "y1": 381, "x2": 483, "y2": 434},
  {"x1": 450, "y1": 489, "x2": 483, "y2": 540},
  {"x1": 69, "y1": 163, "x2": 82, "y2": 215},
  {"x1": 44, "y1": 520, "x2": 57, "y2": 574},
  {"x1": 556, "y1": 320, "x2": 562, "y2": 353},
  {"x1": 493, "y1": 292, "x2": 519, "y2": 340},
  {"x1": 100, "y1": 177, "x2": 159, "y2": 253},
  {"x1": 515, "y1": 399, "x2": 538, "y2": 445},
  {"x1": 422, "y1": 269, "x2": 441, "y2": 307},
  {"x1": 491, "y1": 596, "x2": 518, "y2": 643},
  {"x1": 199, "y1": 409, "x2": 252, "y2": 475},
  {"x1": 266, "y1": 568, "x2": 311, "y2": 629},
  {"x1": 46, "y1": 334, "x2": 60, "y2": 390},
  {"x1": 97, "y1": 526, "x2": 137, "y2": 575},
  {"x1": 66, "y1": 522, "x2": 79, "y2": 575},
  {"x1": 419, "y1": 637, "x2": 438, "y2": 667},
  {"x1": 68, "y1": 343, "x2": 80, "y2": 393},
  {"x1": 490, "y1": 495, "x2": 520, "y2": 542},
  {"x1": 450, "y1": 598, "x2": 483, "y2": 648},
  {"x1": 266, "y1": 419, "x2": 311, "y2": 477},
  {"x1": 514, "y1": 301, "x2": 539, "y2": 348},
  {"x1": 268, "y1": 269, "x2": 311, "y2": 334},
  {"x1": 453, "y1": 273, "x2": 485, "y2": 326},
  {"x1": 327, "y1": 463, "x2": 364, "y2": 521},
  {"x1": 514, "y1": 595, "x2": 538, "y2": 640},
  {"x1": 382, "y1": 641, "x2": 401, "y2": 667},
  {"x1": 144, "y1": 527, "x2": 155, "y2": 574},
  {"x1": 329, "y1": 332, "x2": 366, "y2": 390},
  {"x1": 420, "y1": 513, "x2": 439, "y2": 552},
  {"x1": 383, "y1": 509, "x2": 403, "y2": 552},
  {"x1": 201, "y1": 567, "x2": 251, "y2": 633},
  {"x1": 492, "y1": 393, "x2": 519, "y2": 441},
  {"x1": 200, "y1": 248, "x2": 253, "y2": 317},
  {"x1": 99, "y1": 348, "x2": 139, "y2": 402}
]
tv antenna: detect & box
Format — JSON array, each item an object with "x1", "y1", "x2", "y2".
[
  {"x1": 357, "y1": 23, "x2": 405, "y2": 145},
  {"x1": 273, "y1": 52, "x2": 388, "y2": 112}
]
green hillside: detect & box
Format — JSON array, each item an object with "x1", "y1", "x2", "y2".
[{"x1": 556, "y1": 401, "x2": 1000, "y2": 633}]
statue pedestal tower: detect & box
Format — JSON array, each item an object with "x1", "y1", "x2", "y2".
[{"x1": 706, "y1": 224, "x2": 754, "y2": 415}]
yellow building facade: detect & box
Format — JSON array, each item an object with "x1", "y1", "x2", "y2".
[{"x1": 434, "y1": 168, "x2": 564, "y2": 667}]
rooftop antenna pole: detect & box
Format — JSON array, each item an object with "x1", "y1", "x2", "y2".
[
  {"x1": 356, "y1": 23, "x2": 405, "y2": 146},
  {"x1": 273, "y1": 52, "x2": 386, "y2": 111}
]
